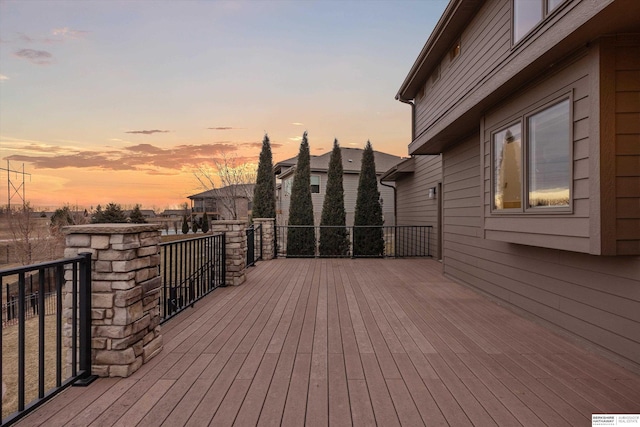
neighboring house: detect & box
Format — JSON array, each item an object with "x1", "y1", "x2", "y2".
[
  {"x1": 188, "y1": 184, "x2": 254, "y2": 221},
  {"x1": 123, "y1": 209, "x2": 156, "y2": 220},
  {"x1": 274, "y1": 147, "x2": 403, "y2": 226},
  {"x1": 159, "y1": 209, "x2": 186, "y2": 219},
  {"x1": 393, "y1": 0, "x2": 640, "y2": 370}
]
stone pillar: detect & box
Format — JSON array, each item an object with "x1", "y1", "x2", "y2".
[
  {"x1": 253, "y1": 218, "x2": 275, "y2": 260},
  {"x1": 210, "y1": 220, "x2": 248, "y2": 286},
  {"x1": 63, "y1": 224, "x2": 163, "y2": 378}
]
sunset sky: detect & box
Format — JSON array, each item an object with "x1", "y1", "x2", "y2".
[{"x1": 0, "y1": 0, "x2": 447, "y2": 210}]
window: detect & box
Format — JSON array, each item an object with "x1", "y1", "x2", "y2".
[
  {"x1": 492, "y1": 98, "x2": 571, "y2": 212},
  {"x1": 494, "y1": 123, "x2": 523, "y2": 209},
  {"x1": 310, "y1": 175, "x2": 320, "y2": 193},
  {"x1": 283, "y1": 178, "x2": 292, "y2": 196},
  {"x1": 513, "y1": 0, "x2": 565, "y2": 43},
  {"x1": 527, "y1": 100, "x2": 571, "y2": 207}
]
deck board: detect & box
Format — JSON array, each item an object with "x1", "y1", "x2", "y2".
[{"x1": 14, "y1": 258, "x2": 640, "y2": 426}]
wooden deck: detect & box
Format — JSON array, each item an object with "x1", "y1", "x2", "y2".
[{"x1": 16, "y1": 258, "x2": 640, "y2": 426}]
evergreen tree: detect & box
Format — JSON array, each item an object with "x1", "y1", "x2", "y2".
[
  {"x1": 50, "y1": 206, "x2": 74, "y2": 229},
  {"x1": 286, "y1": 132, "x2": 315, "y2": 257},
  {"x1": 201, "y1": 212, "x2": 210, "y2": 233},
  {"x1": 353, "y1": 141, "x2": 384, "y2": 256},
  {"x1": 129, "y1": 204, "x2": 147, "y2": 223},
  {"x1": 92, "y1": 202, "x2": 128, "y2": 223},
  {"x1": 319, "y1": 139, "x2": 349, "y2": 256},
  {"x1": 252, "y1": 133, "x2": 276, "y2": 218},
  {"x1": 191, "y1": 217, "x2": 199, "y2": 233},
  {"x1": 182, "y1": 215, "x2": 189, "y2": 234}
]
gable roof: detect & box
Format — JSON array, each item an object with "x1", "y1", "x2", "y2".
[
  {"x1": 274, "y1": 147, "x2": 403, "y2": 179},
  {"x1": 188, "y1": 183, "x2": 255, "y2": 200}
]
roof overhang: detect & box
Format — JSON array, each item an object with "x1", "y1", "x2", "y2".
[
  {"x1": 396, "y1": 0, "x2": 483, "y2": 101},
  {"x1": 380, "y1": 157, "x2": 415, "y2": 182},
  {"x1": 403, "y1": 0, "x2": 640, "y2": 155}
]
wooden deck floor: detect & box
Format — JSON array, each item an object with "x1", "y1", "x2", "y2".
[{"x1": 17, "y1": 258, "x2": 640, "y2": 426}]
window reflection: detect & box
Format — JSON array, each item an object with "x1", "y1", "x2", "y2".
[
  {"x1": 513, "y1": 0, "x2": 543, "y2": 43},
  {"x1": 494, "y1": 123, "x2": 522, "y2": 209},
  {"x1": 528, "y1": 99, "x2": 570, "y2": 207}
]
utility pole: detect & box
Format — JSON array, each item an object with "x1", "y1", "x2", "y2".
[{"x1": 1, "y1": 160, "x2": 31, "y2": 210}]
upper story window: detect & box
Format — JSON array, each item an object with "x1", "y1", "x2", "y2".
[
  {"x1": 283, "y1": 178, "x2": 292, "y2": 196},
  {"x1": 310, "y1": 175, "x2": 320, "y2": 193},
  {"x1": 513, "y1": 0, "x2": 564, "y2": 44},
  {"x1": 493, "y1": 97, "x2": 571, "y2": 211}
]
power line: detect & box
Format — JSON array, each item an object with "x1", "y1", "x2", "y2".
[{"x1": 1, "y1": 161, "x2": 31, "y2": 210}]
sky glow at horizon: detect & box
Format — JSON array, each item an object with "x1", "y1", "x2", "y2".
[{"x1": 0, "y1": 0, "x2": 447, "y2": 210}]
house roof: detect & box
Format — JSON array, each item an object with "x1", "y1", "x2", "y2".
[
  {"x1": 398, "y1": 0, "x2": 640, "y2": 155},
  {"x1": 160, "y1": 209, "x2": 186, "y2": 217},
  {"x1": 124, "y1": 209, "x2": 156, "y2": 217},
  {"x1": 188, "y1": 183, "x2": 255, "y2": 200},
  {"x1": 396, "y1": 0, "x2": 483, "y2": 101},
  {"x1": 274, "y1": 147, "x2": 404, "y2": 179},
  {"x1": 379, "y1": 157, "x2": 416, "y2": 182}
]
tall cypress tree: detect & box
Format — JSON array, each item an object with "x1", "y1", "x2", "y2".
[
  {"x1": 252, "y1": 133, "x2": 276, "y2": 219},
  {"x1": 319, "y1": 139, "x2": 349, "y2": 256},
  {"x1": 353, "y1": 141, "x2": 384, "y2": 256},
  {"x1": 286, "y1": 132, "x2": 315, "y2": 257}
]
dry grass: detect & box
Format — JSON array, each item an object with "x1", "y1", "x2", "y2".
[{"x1": 1, "y1": 314, "x2": 68, "y2": 420}]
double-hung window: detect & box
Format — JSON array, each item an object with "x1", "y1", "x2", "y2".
[
  {"x1": 492, "y1": 98, "x2": 571, "y2": 212},
  {"x1": 310, "y1": 175, "x2": 320, "y2": 193}
]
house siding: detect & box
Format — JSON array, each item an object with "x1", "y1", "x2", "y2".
[
  {"x1": 481, "y1": 50, "x2": 595, "y2": 253},
  {"x1": 277, "y1": 173, "x2": 395, "y2": 226},
  {"x1": 395, "y1": 155, "x2": 442, "y2": 258},
  {"x1": 415, "y1": 0, "x2": 510, "y2": 133},
  {"x1": 443, "y1": 134, "x2": 640, "y2": 369},
  {"x1": 614, "y1": 41, "x2": 640, "y2": 255}
]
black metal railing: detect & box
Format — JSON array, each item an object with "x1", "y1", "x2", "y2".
[
  {"x1": 246, "y1": 224, "x2": 263, "y2": 267},
  {"x1": 159, "y1": 233, "x2": 226, "y2": 322},
  {"x1": 274, "y1": 225, "x2": 432, "y2": 258},
  {"x1": 1, "y1": 253, "x2": 94, "y2": 426}
]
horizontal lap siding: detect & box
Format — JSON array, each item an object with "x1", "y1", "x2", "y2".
[
  {"x1": 615, "y1": 43, "x2": 640, "y2": 254},
  {"x1": 395, "y1": 155, "x2": 442, "y2": 257},
  {"x1": 480, "y1": 51, "x2": 594, "y2": 253},
  {"x1": 443, "y1": 135, "x2": 640, "y2": 369},
  {"x1": 279, "y1": 173, "x2": 395, "y2": 226},
  {"x1": 415, "y1": 0, "x2": 510, "y2": 133}
]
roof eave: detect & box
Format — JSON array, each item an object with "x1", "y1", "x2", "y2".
[{"x1": 396, "y1": 0, "x2": 483, "y2": 100}]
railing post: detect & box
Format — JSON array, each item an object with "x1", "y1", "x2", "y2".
[
  {"x1": 64, "y1": 224, "x2": 164, "y2": 378},
  {"x1": 253, "y1": 218, "x2": 275, "y2": 260},
  {"x1": 210, "y1": 221, "x2": 247, "y2": 286},
  {"x1": 76, "y1": 252, "x2": 97, "y2": 386}
]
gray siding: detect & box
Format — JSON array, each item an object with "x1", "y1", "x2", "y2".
[
  {"x1": 415, "y1": 0, "x2": 510, "y2": 133},
  {"x1": 481, "y1": 51, "x2": 595, "y2": 253},
  {"x1": 278, "y1": 173, "x2": 395, "y2": 226},
  {"x1": 443, "y1": 134, "x2": 640, "y2": 369},
  {"x1": 395, "y1": 155, "x2": 442, "y2": 258}
]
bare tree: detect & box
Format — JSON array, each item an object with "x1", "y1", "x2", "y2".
[
  {"x1": 193, "y1": 153, "x2": 257, "y2": 220},
  {"x1": 5, "y1": 203, "x2": 60, "y2": 265}
]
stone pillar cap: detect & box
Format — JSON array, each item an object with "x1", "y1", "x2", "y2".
[{"x1": 63, "y1": 224, "x2": 163, "y2": 234}]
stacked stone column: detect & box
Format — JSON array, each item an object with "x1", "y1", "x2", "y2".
[
  {"x1": 209, "y1": 220, "x2": 248, "y2": 286},
  {"x1": 253, "y1": 218, "x2": 275, "y2": 260},
  {"x1": 63, "y1": 224, "x2": 163, "y2": 378}
]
